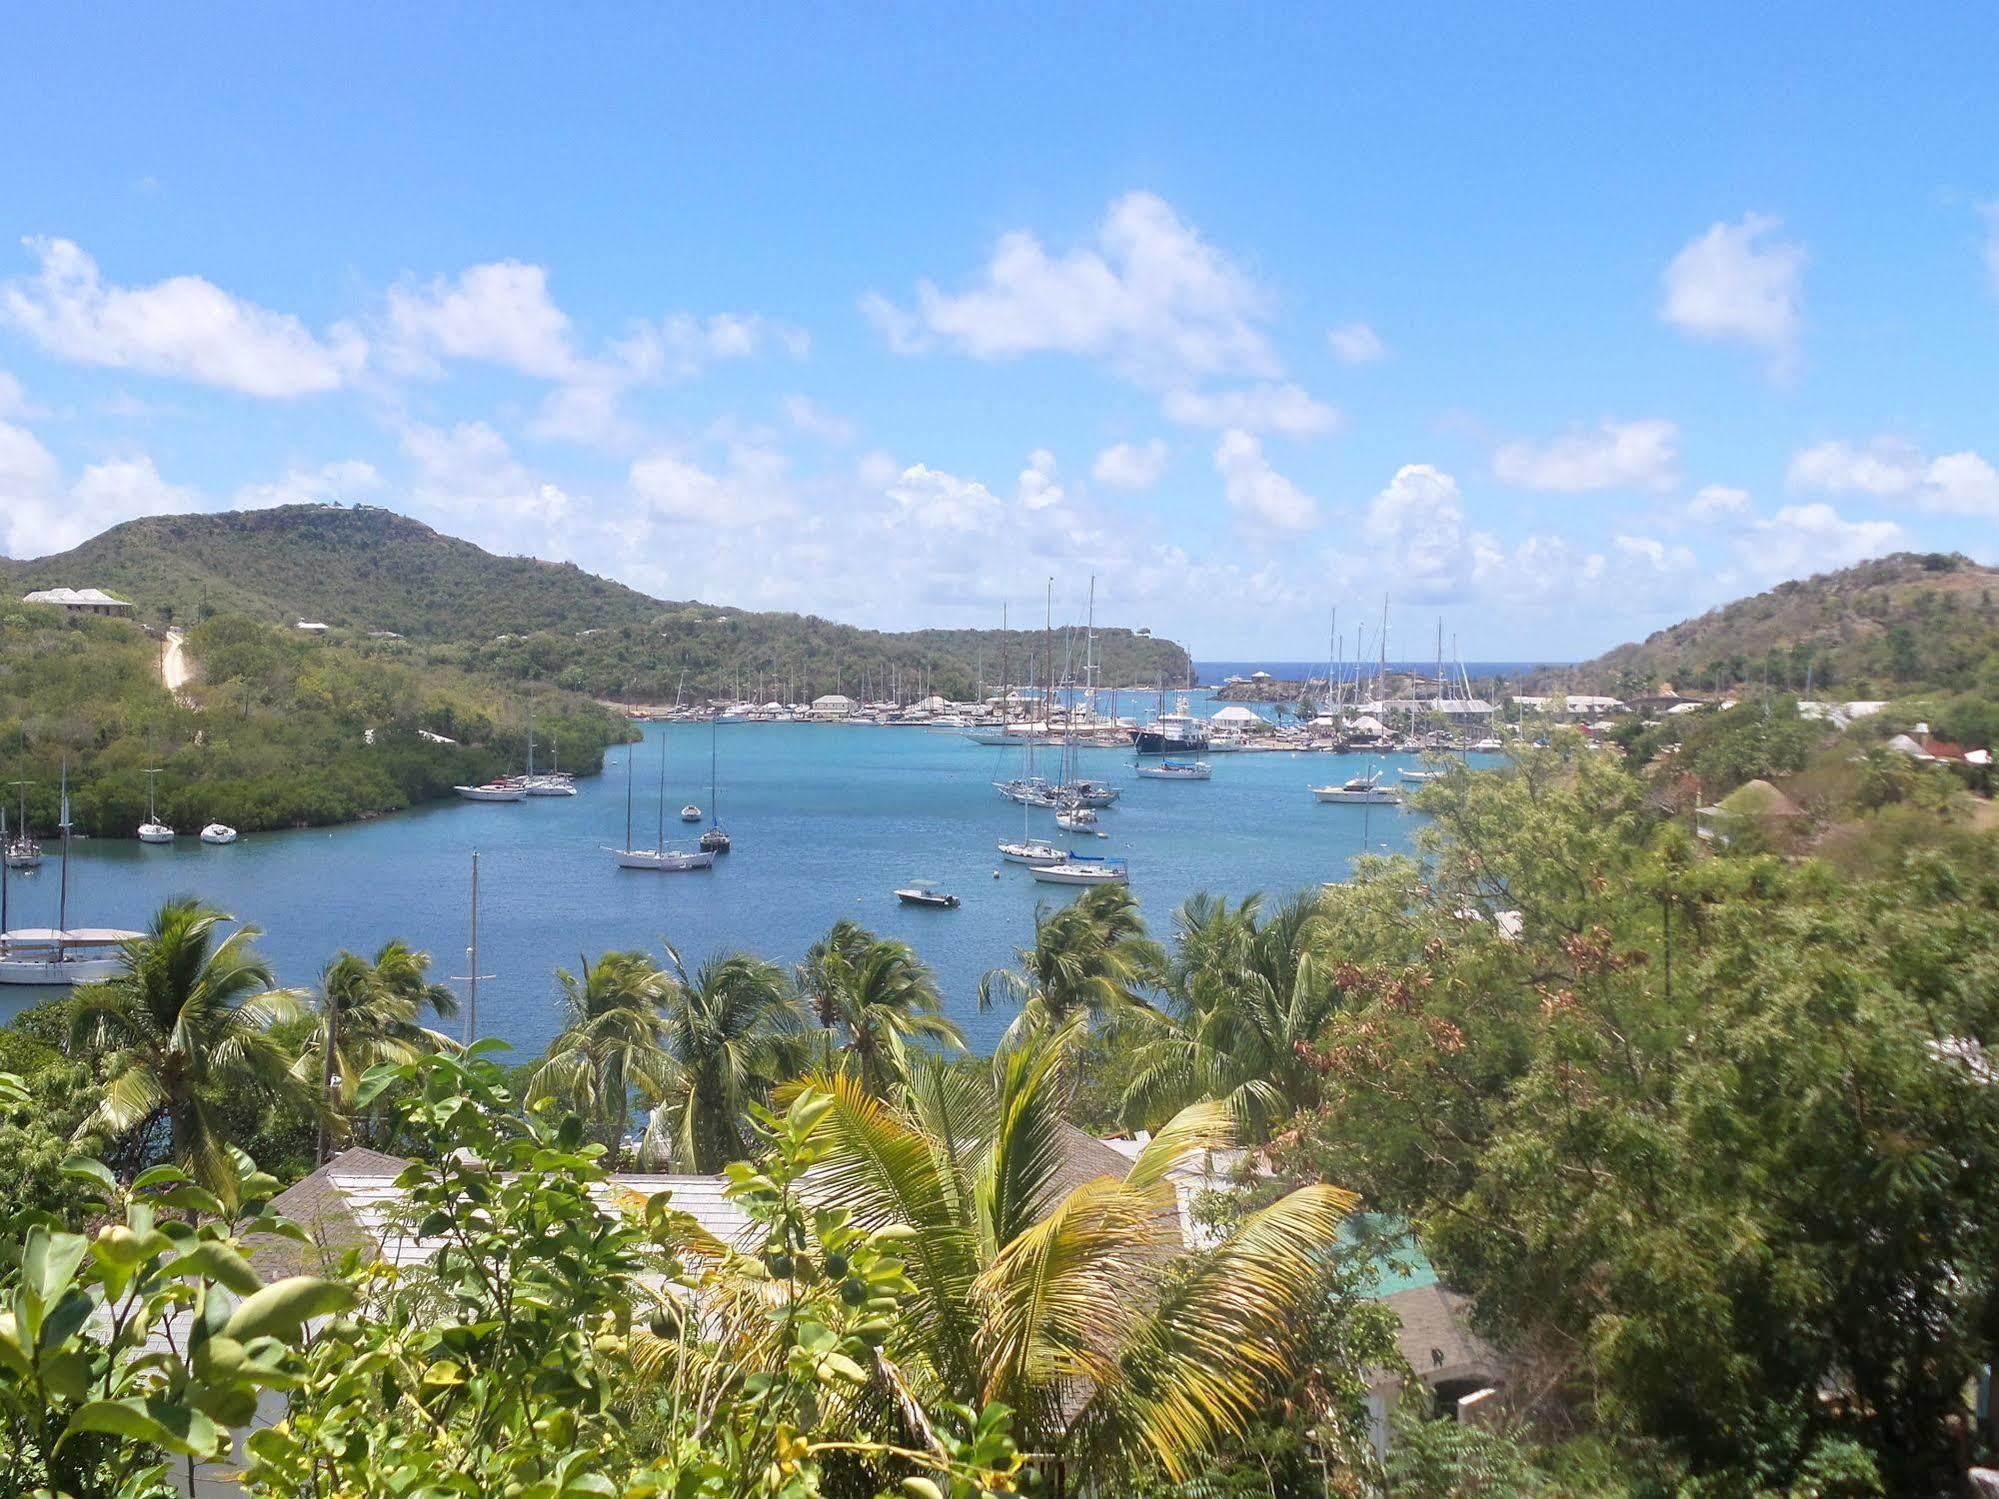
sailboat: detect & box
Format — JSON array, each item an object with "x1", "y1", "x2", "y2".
[
  {"x1": 520, "y1": 720, "x2": 578, "y2": 795},
  {"x1": 4, "y1": 780, "x2": 42, "y2": 869},
  {"x1": 699, "y1": 715, "x2": 732, "y2": 852},
  {"x1": 1, "y1": 762, "x2": 142, "y2": 985},
  {"x1": 1310, "y1": 768, "x2": 1402, "y2": 804},
  {"x1": 138, "y1": 766, "x2": 175, "y2": 842},
  {"x1": 607, "y1": 732, "x2": 715, "y2": 871}
]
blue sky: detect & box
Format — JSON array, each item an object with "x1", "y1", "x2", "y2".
[{"x1": 1, "y1": 5, "x2": 1995, "y2": 658}]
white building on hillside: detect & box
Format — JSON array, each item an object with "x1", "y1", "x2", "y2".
[{"x1": 22, "y1": 586, "x2": 134, "y2": 617}]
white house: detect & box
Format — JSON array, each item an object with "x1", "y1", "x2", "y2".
[{"x1": 22, "y1": 586, "x2": 134, "y2": 617}]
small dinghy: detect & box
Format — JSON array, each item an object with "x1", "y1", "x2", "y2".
[
  {"x1": 680, "y1": 803, "x2": 702, "y2": 822},
  {"x1": 896, "y1": 881, "x2": 960, "y2": 909}
]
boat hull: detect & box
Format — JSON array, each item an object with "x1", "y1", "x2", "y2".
[
  {"x1": 896, "y1": 890, "x2": 960, "y2": 908},
  {"x1": 611, "y1": 848, "x2": 716, "y2": 871},
  {"x1": 0, "y1": 955, "x2": 124, "y2": 985},
  {"x1": 199, "y1": 825, "x2": 238, "y2": 844},
  {"x1": 1133, "y1": 730, "x2": 1209, "y2": 755},
  {"x1": 999, "y1": 842, "x2": 1067, "y2": 866},
  {"x1": 1311, "y1": 788, "x2": 1402, "y2": 804},
  {"x1": 455, "y1": 785, "x2": 527, "y2": 802},
  {"x1": 137, "y1": 824, "x2": 175, "y2": 843}
]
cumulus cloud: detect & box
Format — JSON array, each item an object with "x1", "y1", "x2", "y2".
[
  {"x1": 1214, "y1": 429, "x2": 1319, "y2": 535},
  {"x1": 0, "y1": 422, "x2": 199, "y2": 557},
  {"x1": 1163, "y1": 383, "x2": 1339, "y2": 438},
  {"x1": 1738, "y1": 502, "x2": 1904, "y2": 581},
  {"x1": 1091, "y1": 439, "x2": 1169, "y2": 492},
  {"x1": 402, "y1": 421, "x2": 573, "y2": 540},
  {"x1": 1361, "y1": 464, "x2": 1484, "y2": 600},
  {"x1": 621, "y1": 313, "x2": 810, "y2": 380},
  {"x1": 1327, "y1": 321, "x2": 1387, "y2": 365},
  {"x1": 384, "y1": 261, "x2": 578, "y2": 379},
  {"x1": 0, "y1": 237, "x2": 357, "y2": 398},
  {"x1": 863, "y1": 191, "x2": 1279, "y2": 384},
  {"x1": 628, "y1": 443, "x2": 796, "y2": 529},
  {"x1": 1660, "y1": 213, "x2": 1805, "y2": 367},
  {"x1": 1686, "y1": 484, "x2": 1752, "y2": 522},
  {"x1": 234, "y1": 459, "x2": 384, "y2": 510},
  {"x1": 1016, "y1": 449, "x2": 1066, "y2": 510},
  {"x1": 1788, "y1": 437, "x2": 1999, "y2": 518},
  {"x1": 1493, "y1": 418, "x2": 1680, "y2": 493},
  {"x1": 886, "y1": 463, "x2": 1006, "y2": 532}
]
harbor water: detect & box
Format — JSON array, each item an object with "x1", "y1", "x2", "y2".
[{"x1": 1, "y1": 711, "x2": 1498, "y2": 1057}]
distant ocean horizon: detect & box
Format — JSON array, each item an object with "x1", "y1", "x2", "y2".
[{"x1": 1194, "y1": 659, "x2": 1571, "y2": 685}]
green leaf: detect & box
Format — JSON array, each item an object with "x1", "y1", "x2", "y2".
[
  {"x1": 169, "y1": 1241, "x2": 263, "y2": 1295},
  {"x1": 24, "y1": 1226, "x2": 89, "y2": 1306},
  {"x1": 222, "y1": 1276, "x2": 355, "y2": 1342},
  {"x1": 131, "y1": 1164, "x2": 189, "y2": 1191},
  {"x1": 64, "y1": 1396, "x2": 223, "y2": 1459},
  {"x1": 60, "y1": 1155, "x2": 118, "y2": 1197}
]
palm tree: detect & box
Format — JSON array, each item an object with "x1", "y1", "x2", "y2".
[
  {"x1": 799, "y1": 1027, "x2": 1356, "y2": 1482},
  {"x1": 642, "y1": 944, "x2": 806, "y2": 1171},
  {"x1": 294, "y1": 938, "x2": 459, "y2": 1157},
  {"x1": 1120, "y1": 891, "x2": 1343, "y2": 1138},
  {"x1": 528, "y1": 949, "x2": 671, "y2": 1170},
  {"x1": 69, "y1": 897, "x2": 307, "y2": 1195},
  {"x1": 797, "y1": 920, "x2": 965, "y2": 1093},
  {"x1": 977, "y1": 882, "x2": 1164, "y2": 1045}
]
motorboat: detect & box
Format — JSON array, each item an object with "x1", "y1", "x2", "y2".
[
  {"x1": 1031, "y1": 854, "x2": 1129, "y2": 886},
  {"x1": 455, "y1": 781, "x2": 527, "y2": 802},
  {"x1": 680, "y1": 803, "x2": 702, "y2": 822},
  {"x1": 2, "y1": 836, "x2": 39, "y2": 870},
  {"x1": 199, "y1": 823, "x2": 238, "y2": 844},
  {"x1": 1311, "y1": 773, "x2": 1402, "y2": 805},
  {"x1": 1055, "y1": 805, "x2": 1100, "y2": 833},
  {"x1": 998, "y1": 839, "x2": 1068, "y2": 866},
  {"x1": 611, "y1": 847, "x2": 716, "y2": 871},
  {"x1": 0, "y1": 927, "x2": 144, "y2": 986},
  {"x1": 896, "y1": 883, "x2": 960, "y2": 909},
  {"x1": 1132, "y1": 696, "x2": 1210, "y2": 756},
  {"x1": 699, "y1": 827, "x2": 732, "y2": 854},
  {"x1": 1135, "y1": 759, "x2": 1211, "y2": 781},
  {"x1": 1470, "y1": 737, "x2": 1505, "y2": 753},
  {"x1": 1398, "y1": 768, "x2": 1444, "y2": 785}
]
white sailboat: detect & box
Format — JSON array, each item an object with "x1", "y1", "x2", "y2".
[
  {"x1": 1135, "y1": 759, "x2": 1211, "y2": 781},
  {"x1": 0, "y1": 763, "x2": 142, "y2": 985},
  {"x1": 199, "y1": 823, "x2": 239, "y2": 844},
  {"x1": 4, "y1": 780, "x2": 42, "y2": 869},
  {"x1": 1031, "y1": 853, "x2": 1129, "y2": 886},
  {"x1": 700, "y1": 715, "x2": 732, "y2": 853},
  {"x1": 138, "y1": 766, "x2": 175, "y2": 842},
  {"x1": 608, "y1": 733, "x2": 716, "y2": 871},
  {"x1": 455, "y1": 780, "x2": 527, "y2": 802}
]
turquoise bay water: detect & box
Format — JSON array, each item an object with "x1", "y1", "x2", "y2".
[{"x1": 3, "y1": 711, "x2": 1489, "y2": 1058}]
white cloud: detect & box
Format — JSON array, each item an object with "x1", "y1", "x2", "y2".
[
  {"x1": 384, "y1": 261, "x2": 578, "y2": 379},
  {"x1": 621, "y1": 313, "x2": 810, "y2": 381},
  {"x1": 0, "y1": 370, "x2": 23, "y2": 417},
  {"x1": 1091, "y1": 439, "x2": 1169, "y2": 492},
  {"x1": 1017, "y1": 449, "x2": 1065, "y2": 510},
  {"x1": 886, "y1": 463, "x2": 1005, "y2": 532},
  {"x1": 1788, "y1": 437, "x2": 1999, "y2": 518},
  {"x1": 1659, "y1": 213, "x2": 1805, "y2": 364},
  {"x1": 234, "y1": 459, "x2": 384, "y2": 510},
  {"x1": 1214, "y1": 429, "x2": 1319, "y2": 535},
  {"x1": 1163, "y1": 382, "x2": 1340, "y2": 438},
  {"x1": 0, "y1": 237, "x2": 357, "y2": 398},
  {"x1": 1686, "y1": 484, "x2": 1752, "y2": 522},
  {"x1": 783, "y1": 395, "x2": 854, "y2": 443},
  {"x1": 1362, "y1": 464, "x2": 1485, "y2": 600},
  {"x1": 1327, "y1": 321, "x2": 1387, "y2": 365},
  {"x1": 628, "y1": 444, "x2": 796, "y2": 528},
  {"x1": 1493, "y1": 418, "x2": 1680, "y2": 493},
  {"x1": 866, "y1": 191, "x2": 1279, "y2": 384},
  {"x1": 0, "y1": 414, "x2": 202, "y2": 556},
  {"x1": 402, "y1": 421, "x2": 572, "y2": 537},
  {"x1": 1738, "y1": 502, "x2": 1904, "y2": 581}
]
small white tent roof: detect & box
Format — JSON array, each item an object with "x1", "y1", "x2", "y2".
[
  {"x1": 1347, "y1": 714, "x2": 1388, "y2": 736},
  {"x1": 1209, "y1": 705, "x2": 1263, "y2": 724},
  {"x1": 914, "y1": 695, "x2": 949, "y2": 711}
]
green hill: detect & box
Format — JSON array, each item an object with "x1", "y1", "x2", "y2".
[
  {"x1": 1573, "y1": 552, "x2": 1999, "y2": 697},
  {"x1": 1, "y1": 504, "x2": 1192, "y2": 702}
]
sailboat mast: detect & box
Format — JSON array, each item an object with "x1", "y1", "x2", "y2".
[
  {"x1": 709, "y1": 714, "x2": 719, "y2": 825},
  {"x1": 57, "y1": 761, "x2": 69, "y2": 944},
  {"x1": 1042, "y1": 578, "x2": 1053, "y2": 738},
  {"x1": 656, "y1": 727, "x2": 666, "y2": 853},
  {"x1": 625, "y1": 741, "x2": 635, "y2": 850},
  {"x1": 1, "y1": 801, "x2": 8, "y2": 934}
]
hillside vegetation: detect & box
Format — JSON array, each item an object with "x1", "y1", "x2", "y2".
[
  {"x1": 2, "y1": 504, "x2": 1192, "y2": 701},
  {"x1": 1574, "y1": 551, "x2": 1999, "y2": 696},
  {"x1": 0, "y1": 606, "x2": 627, "y2": 838}
]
